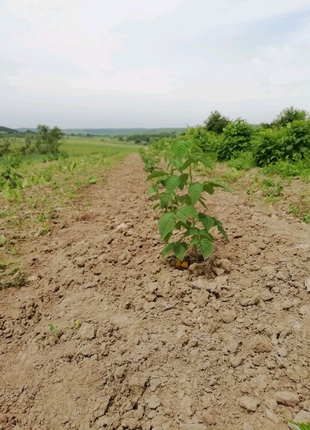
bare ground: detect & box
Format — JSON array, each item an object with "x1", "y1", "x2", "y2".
[{"x1": 1, "y1": 153, "x2": 310, "y2": 430}]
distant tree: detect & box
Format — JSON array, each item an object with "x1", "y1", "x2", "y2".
[
  {"x1": 272, "y1": 106, "x2": 309, "y2": 128},
  {"x1": 29, "y1": 125, "x2": 64, "y2": 155},
  {"x1": 204, "y1": 110, "x2": 231, "y2": 134},
  {"x1": 0, "y1": 139, "x2": 11, "y2": 157},
  {"x1": 260, "y1": 122, "x2": 272, "y2": 129}
]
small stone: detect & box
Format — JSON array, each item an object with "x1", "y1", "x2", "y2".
[
  {"x1": 260, "y1": 290, "x2": 273, "y2": 301},
  {"x1": 240, "y1": 290, "x2": 260, "y2": 307},
  {"x1": 220, "y1": 309, "x2": 237, "y2": 324},
  {"x1": 230, "y1": 356, "x2": 243, "y2": 367},
  {"x1": 305, "y1": 278, "x2": 310, "y2": 293},
  {"x1": 252, "y1": 337, "x2": 272, "y2": 353},
  {"x1": 27, "y1": 275, "x2": 37, "y2": 282},
  {"x1": 292, "y1": 410, "x2": 310, "y2": 424},
  {"x1": 282, "y1": 300, "x2": 294, "y2": 310},
  {"x1": 265, "y1": 409, "x2": 279, "y2": 424},
  {"x1": 276, "y1": 391, "x2": 299, "y2": 407},
  {"x1": 148, "y1": 395, "x2": 161, "y2": 410},
  {"x1": 76, "y1": 257, "x2": 86, "y2": 267},
  {"x1": 78, "y1": 323, "x2": 96, "y2": 340},
  {"x1": 239, "y1": 396, "x2": 260, "y2": 412}
]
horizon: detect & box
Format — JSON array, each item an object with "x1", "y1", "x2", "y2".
[{"x1": 1, "y1": 0, "x2": 310, "y2": 128}]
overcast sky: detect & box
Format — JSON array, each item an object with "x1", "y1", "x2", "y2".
[{"x1": 1, "y1": 0, "x2": 310, "y2": 128}]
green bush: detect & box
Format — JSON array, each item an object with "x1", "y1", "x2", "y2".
[
  {"x1": 253, "y1": 120, "x2": 310, "y2": 166},
  {"x1": 253, "y1": 128, "x2": 283, "y2": 166},
  {"x1": 217, "y1": 119, "x2": 253, "y2": 161}
]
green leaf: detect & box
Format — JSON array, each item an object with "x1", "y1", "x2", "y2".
[
  {"x1": 182, "y1": 157, "x2": 195, "y2": 170},
  {"x1": 160, "y1": 192, "x2": 173, "y2": 209},
  {"x1": 199, "y1": 157, "x2": 214, "y2": 169},
  {"x1": 162, "y1": 243, "x2": 175, "y2": 257},
  {"x1": 147, "y1": 170, "x2": 167, "y2": 180},
  {"x1": 198, "y1": 197, "x2": 208, "y2": 209},
  {"x1": 171, "y1": 140, "x2": 192, "y2": 160},
  {"x1": 176, "y1": 205, "x2": 199, "y2": 223},
  {"x1": 158, "y1": 213, "x2": 175, "y2": 242},
  {"x1": 174, "y1": 242, "x2": 188, "y2": 261},
  {"x1": 203, "y1": 182, "x2": 215, "y2": 194},
  {"x1": 165, "y1": 175, "x2": 180, "y2": 192},
  {"x1": 287, "y1": 421, "x2": 310, "y2": 430},
  {"x1": 198, "y1": 213, "x2": 215, "y2": 231},
  {"x1": 88, "y1": 176, "x2": 97, "y2": 184},
  {"x1": 179, "y1": 173, "x2": 189, "y2": 190},
  {"x1": 188, "y1": 183, "x2": 203, "y2": 204},
  {"x1": 213, "y1": 217, "x2": 228, "y2": 240},
  {"x1": 208, "y1": 181, "x2": 231, "y2": 192},
  {"x1": 147, "y1": 187, "x2": 155, "y2": 195},
  {"x1": 197, "y1": 238, "x2": 214, "y2": 260}
]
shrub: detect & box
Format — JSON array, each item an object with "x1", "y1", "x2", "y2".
[
  {"x1": 253, "y1": 120, "x2": 310, "y2": 166},
  {"x1": 217, "y1": 119, "x2": 253, "y2": 161}
]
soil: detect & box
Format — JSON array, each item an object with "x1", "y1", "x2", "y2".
[{"x1": 1, "y1": 153, "x2": 310, "y2": 430}]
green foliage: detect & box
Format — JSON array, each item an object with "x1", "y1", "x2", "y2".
[
  {"x1": 272, "y1": 106, "x2": 308, "y2": 128},
  {"x1": 49, "y1": 324, "x2": 61, "y2": 343},
  {"x1": 288, "y1": 420, "x2": 310, "y2": 430},
  {"x1": 146, "y1": 137, "x2": 229, "y2": 262},
  {"x1": 0, "y1": 139, "x2": 11, "y2": 157},
  {"x1": 217, "y1": 119, "x2": 253, "y2": 161},
  {"x1": 253, "y1": 128, "x2": 283, "y2": 166},
  {"x1": 253, "y1": 121, "x2": 310, "y2": 166},
  {"x1": 19, "y1": 125, "x2": 64, "y2": 156},
  {"x1": 204, "y1": 110, "x2": 231, "y2": 134}
]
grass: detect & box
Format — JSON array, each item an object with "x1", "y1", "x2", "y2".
[{"x1": 0, "y1": 136, "x2": 141, "y2": 288}]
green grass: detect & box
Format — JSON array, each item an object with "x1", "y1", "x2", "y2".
[{"x1": 60, "y1": 135, "x2": 141, "y2": 155}]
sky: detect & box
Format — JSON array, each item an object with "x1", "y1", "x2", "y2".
[{"x1": 1, "y1": 0, "x2": 310, "y2": 128}]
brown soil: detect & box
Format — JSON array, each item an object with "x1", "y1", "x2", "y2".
[{"x1": 1, "y1": 154, "x2": 310, "y2": 430}]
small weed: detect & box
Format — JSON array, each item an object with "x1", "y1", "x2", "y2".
[
  {"x1": 49, "y1": 324, "x2": 61, "y2": 343},
  {"x1": 76, "y1": 320, "x2": 82, "y2": 331}
]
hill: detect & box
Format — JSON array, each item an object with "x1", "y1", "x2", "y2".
[
  {"x1": 0, "y1": 126, "x2": 19, "y2": 134},
  {"x1": 17, "y1": 127, "x2": 185, "y2": 136}
]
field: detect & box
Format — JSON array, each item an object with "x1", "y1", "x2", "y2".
[{"x1": 1, "y1": 132, "x2": 310, "y2": 429}]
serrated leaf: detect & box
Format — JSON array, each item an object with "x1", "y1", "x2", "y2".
[
  {"x1": 213, "y1": 217, "x2": 228, "y2": 240},
  {"x1": 198, "y1": 213, "x2": 215, "y2": 231},
  {"x1": 203, "y1": 182, "x2": 215, "y2": 194},
  {"x1": 198, "y1": 197, "x2": 208, "y2": 209},
  {"x1": 181, "y1": 157, "x2": 194, "y2": 170},
  {"x1": 165, "y1": 175, "x2": 180, "y2": 192},
  {"x1": 158, "y1": 213, "x2": 175, "y2": 242},
  {"x1": 199, "y1": 157, "x2": 214, "y2": 169},
  {"x1": 179, "y1": 173, "x2": 189, "y2": 190},
  {"x1": 160, "y1": 192, "x2": 173, "y2": 209},
  {"x1": 208, "y1": 181, "x2": 231, "y2": 193},
  {"x1": 162, "y1": 243, "x2": 175, "y2": 257},
  {"x1": 188, "y1": 182, "x2": 203, "y2": 204},
  {"x1": 171, "y1": 140, "x2": 192, "y2": 160},
  {"x1": 197, "y1": 238, "x2": 214, "y2": 260},
  {"x1": 147, "y1": 170, "x2": 167, "y2": 180},
  {"x1": 174, "y1": 242, "x2": 188, "y2": 261},
  {"x1": 176, "y1": 205, "x2": 199, "y2": 223}
]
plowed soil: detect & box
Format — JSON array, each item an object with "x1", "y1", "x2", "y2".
[{"x1": 1, "y1": 154, "x2": 310, "y2": 430}]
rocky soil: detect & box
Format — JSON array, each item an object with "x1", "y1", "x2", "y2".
[{"x1": 1, "y1": 153, "x2": 310, "y2": 430}]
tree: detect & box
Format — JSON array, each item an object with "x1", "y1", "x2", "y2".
[
  {"x1": 34, "y1": 125, "x2": 64, "y2": 154},
  {"x1": 204, "y1": 110, "x2": 231, "y2": 134},
  {"x1": 272, "y1": 106, "x2": 308, "y2": 128}
]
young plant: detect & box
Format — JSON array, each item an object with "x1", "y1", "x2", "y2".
[
  {"x1": 147, "y1": 137, "x2": 229, "y2": 262},
  {"x1": 49, "y1": 324, "x2": 61, "y2": 343}
]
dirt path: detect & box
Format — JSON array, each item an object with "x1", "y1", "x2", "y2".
[{"x1": 1, "y1": 154, "x2": 310, "y2": 430}]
